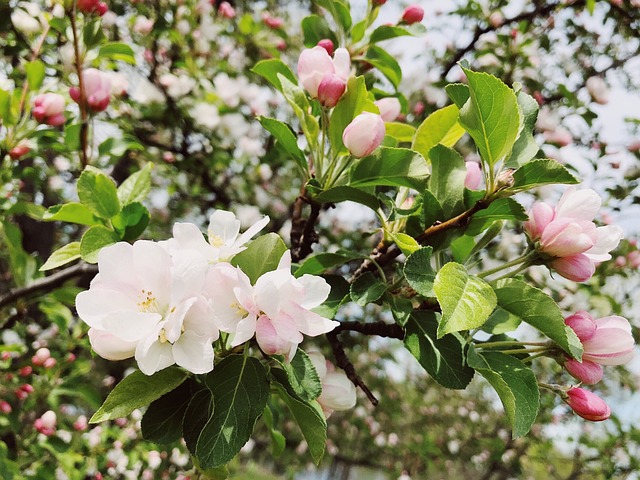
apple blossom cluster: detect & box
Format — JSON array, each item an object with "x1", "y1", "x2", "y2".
[
  {"x1": 524, "y1": 187, "x2": 624, "y2": 282},
  {"x1": 76, "y1": 211, "x2": 339, "y2": 375}
]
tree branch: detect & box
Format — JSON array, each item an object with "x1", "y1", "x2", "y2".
[
  {"x1": 290, "y1": 191, "x2": 320, "y2": 262},
  {"x1": 0, "y1": 262, "x2": 97, "y2": 310},
  {"x1": 333, "y1": 321, "x2": 404, "y2": 339}
]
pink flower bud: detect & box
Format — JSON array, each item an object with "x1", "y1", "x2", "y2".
[
  {"x1": 297, "y1": 46, "x2": 350, "y2": 99},
  {"x1": 374, "y1": 97, "x2": 402, "y2": 122},
  {"x1": 401, "y1": 5, "x2": 424, "y2": 24},
  {"x1": 342, "y1": 112, "x2": 385, "y2": 158},
  {"x1": 218, "y1": 1, "x2": 236, "y2": 18},
  {"x1": 464, "y1": 161, "x2": 482, "y2": 190},
  {"x1": 115, "y1": 417, "x2": 127, "y2": 427},
  {"x1": 9, "y1": 144, "x2": 30, "y2": 160},
  {"x1": 133, "y1": 16, "x2": 154, "y2": 35},
  {"x1": 1, "y1": 352, "x2": 11, "y2": 361},
  {"x1": 35, "y1": 410, "x2": 57, "y2": 435},
  {"x1": 565, "y1": 387, "x2": 610, "y2": 421},
  {"x1": 262, "y1": 12, "x2": 283, "y2": 29},
  {"x1": 77, "y1": 0, "x2": 108, "y2": 16},
  {"x1": 71, "y1": 69, "x2": 112, "y2": 112},
  {"x1": 373, "y1": 0, "x2": 387, "y2": 5},
  {"x1": 524, "y1": 202, "x2": 555, "y2": 241},
  {"x1": 15, "y1": 389, "x2": 28, "y2": 401},
  {"x1": 66, "y1": 353, "x2": 76, "y2": 363},
  {"x1": 19, "y1": 366, "x2": 33, "y2": 376},
  {"x1": 317, "y1": 39, "x2": 334, "y2": 57},
  {"x1": 0, "y1": 401, "x2": 12, "y2": 414},
  {"x1": 255, "y1": 316, "x2": 295, "y2": 357},
  {"x1": 565, "y1": 311, "x2": 597, "y2": 341},
  {"x1": 564, "y1": 358, "x2": 603, "y2": 385},
  {"x1": 74, "y1": 415, "x2": 88, "y2": 431},
  {"x1": 317, "y1": 73, "x2": 346, "y2": 108},
  {"x1": 21, "y1": 384, "x2": 34, "y2": 394},
  {"x1": 544, "y1": 128, "x2": 572, "y2": 146},
  {"x1": 43, "y1": 357, "x2": 57, "y2": 369},
  {"x1": 32, "y1": 347, "x2": 51, "y2": 366},
  {"x1": 582, "y1": 316, "x2": 635, "y2": 366},
  {"x1": 550, "y1": 254, "x2": 595, "y2": 282},
  {"x1": 308, "y1": 351, "x2": 356, "y2": 417},
  {"x1": 413, "y1": 101, "x2": 425, "y2": 116},
  {"x1": 32, "y1": 93, "x2": 66, "y2": 126}
]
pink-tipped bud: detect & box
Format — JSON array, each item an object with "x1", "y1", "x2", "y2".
[
  {"x1": 74, "y1": 415, "x2": 88, "y2": 431},
  {"x1": 21, "y1": 384, "x2": 34, "y2": 394},
  {"x1": 77, "y1": 0, "x2": 108, "y2": 16},
  {"x1": 565, "y1": 311, "x2": 596, "y2": 341},
  {"x1": 317, "y1": 39, "x2": 334, "y2": 56},
  {"x1": 218, "y1": 1, "x2": 236, "y2": 18},
  {"x1": 524, "y1": 201, "x2": 555, "y2": 241},
  {"x1": 564, "y1": 358, "x2": 604, "y2": 385},
  {"x1": 464, "y1": 161, "x2": 482, "y2": 190},
  {"x1": 342, "y1": 112, "x2": 386, "y2": 158},
  {"x1": 43, "y1": 357, "x2": 57, "y2": 369},
  {"x1": 401, "y1": 5, "x2": 424, "y2": 24},
  {"x1": 0, "y1": 401, "x2": 12, "y2": 414},
  {"x1": 317, "y1": 73, "x2": 346, "y2": 108},
  {"x1": 70, "y1": 69, "x2": 112, "y2": 113},
  {"x1": 35, "y1": 410, "x2": 57, "y2": 435},
  {"x1": 255, "y1": 316, "x2": 295, "y2": 357},
  {"x1": 9, "y1": 144, "x2": 31, "y2": 160},
  {"x1": 15, "y1": 389, "x2": 28, "y2": 401},
  {"x1": 32, "y1": 93, "x2": 66, "y2": 126},
  {"x1": 19, "y1": 366, "x2": 33, "y2": 377},
  {"x1": 374, "y1": 97, "x2": 402, "y2": 122},
  {"x1": 373, "y1": 0, "x2": 387, "y2": 5},
  {"x1": 262, "y1": 12, "x2": 283, "y2": 29},
  {"x1": 32, "y1": 347, "x2": 51, "y2": 366},
  {"x1": 67, "y1": 353, "x2": 77, "y2": 363},
  {"x1": 565, "y1": 387, "x2": 611, "y2": 421},
  {"x1": 551, "y1": 254, "x2": 595, "y2": 282}
]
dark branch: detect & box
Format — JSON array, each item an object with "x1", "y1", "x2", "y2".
[
  {"x1": 0, "y1": 262, "x2": 97, "y2": 310},
  {"x1": 334, "y1": 321, "x2": 404, "y2": 339},
  {"x1": 290, "y1": 192, "x2": 320, "y2": 262},
  {"x1": 327, "y1": 331, "x2": 379, "y2": 406}
]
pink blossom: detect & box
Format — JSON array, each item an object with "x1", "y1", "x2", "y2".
[
  {"x1": 9, "y1": 144, "x2": 30, "y2": 160},
  {"x1": 317, "y1": 39, "x2": 334, "y2": 56},
  {"x1": 374, "y1": 97, "x2": 402, "y2": 122},
  {"x1": 262, "y1": 12, "x2": 283, "y2": 29},
  {"x1": 317, "y1": 73, "x2": 346, "y2": 108},
  {"x1": 342, "y1": 112, "x2": 385, "y2": 157},
  {"x1": 297, "y1": 46, "x2": 350, "y2": 99},
  {"x1": 32, "y1": 93, "x2": 66, "y2": 126},
  {"x1": 401, "y1": 5, "x2": 424, "y2": 24},
  {"x1": 70, "y1": 69, "x2": 112, "y2": 112},
  {"x1": 32, "y1": 347, "x2": 51, "y2": 366},
  {"x1": 565, "y1": 387, "x2": 610, "y2": 421},
  {"x1": 35, "y1": 410, "x2": 57, "y2": 435},
  {"x1": 524, "y1": 187, "x2": 624, "y2": 282},
  {"x1": 74, "y1": 415, "x2": 88, "y2": 431},
  {"x1": 464, "y1": 161, "x2": 482, "y2": 190},
  {"x1": 586, "y1": 76, "x2": 609, "y2": 105},
  {"x1": 77, "y1": 0, "x2": 108, "y2": 16},
  {"x1": 308, "y1": 351, "x2": 357, "y2": 417},
  {"x1": 0, "y1": 401, "x2": 12, "y2": 414},
  {"x1": 133, "y1": 16, "x2": 154, "y2": 35},
  {"x1": 218, "y1": 1, "x2": 236, "y2": 18}
]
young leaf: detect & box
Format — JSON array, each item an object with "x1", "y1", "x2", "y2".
[
  {"x1": 251, "y1": 59, "x2": 297, "y2": 92},
  {"x1": 230, "y1": 233, "x2": 287, "y2": 284},
  {"x1": 434, "y1": 262, "x2": 497, "y2": 337},
  {"x1": 466, "y1": 198, "x2": 527, "y2": 236},
  {"x1": 316, "y1": 0, "x2": 352, "y2": 31},
  {"x1": 295, "y1": 252, "x2": 363, "y2": 276},
  {"x1": 279, "y1": 75, "x2": 320, "y2": 149},
  {"x1": 301, "y1": 15, "x2": 338, "y2": 47},
  {"x1": 428, "y1": 145, "x2": 466, "y2": 217},
  {"x1": 350, "y1": 271, "x2": 386, "y2": 306},
  {"x1": 141, "y1": 380, "x2": 195, "y2": 444},
  {"x1": 42, "y1": 203, "x2": 97, "y2": 226},
  {"x1": 40, "y1": 242, "x2": 81, "y2": 271},
  {"x1": 271, "y1": 369, "x2": 327, "y2": 464},
  {"x1": 98, "y1": 43, "x2": 136, "y2": 64},
  {"x1": 493, "y1": 278, "x2": 583, "y2": 360},
  {"x1": 482, "y1": 308, "x2": 522, "y2": 334},
  {"x1": 111, "y1": 202, "x2": 150, "y2": 241},
  {"x1": 412, "y1": 105, "x2": 465, "y2": 159},
  {"x1": 369, "y1": 24, "x2": 425, "y2": 43},
  {"x1": 259, "y1": 117, "x2": 307, "y2": 174},
  {"x1": 366, "y1": 46, "x2": 402, "y2": 89},
  {"x1": 403, "y1": 246, "x2": 436, "y2": 297},
  {"x1": 80, "y1": 226, "x2": 119, "y2": 264},
  {"x1": 459, "y1": 68, "x2": 521, "y2": 167},
  {"x1": 404, "y1": 311, "x2": 475, "y2": 389},
  {"x1": 117, "y1": 162, "x2": 154, "y2": 206},
  {"x1": 505, "y1": 91, "x2": 540, "y2": 167},
  {"x1": 445, "y1": 83, "x2": 469, "y2": 108},
  {"x1": 509, "y1": 159, "x2": 579, "y2": 192},
  {"x1": 25, "y1": 60, "x2": 45, "y2": 91},
  {"x1": 329, "y1": 75, "x2": 368, "y2": 154},
  {"x1": 349, "y1": 147, "x2": 429, "y2": 190},
  {"x1": 90, "y1": 368, "x2": 188, "y2": 423},
  {"x1": 77, "y1": 166, "x2": 121, "y2": 219},
  {"x1": 390, "y1": 232, "x2": 420, "y2": 256},
  {"x1": 467, "y1": 349, "x2": 539, "y2": 438},
  {"x1": 385, "y1": 122, "x2": 416, "y2": 143},
  {"x1": 183, "y1": 389, "x2": 214, "y2": 455},
  {"x1": 275, "y1": 350, "x2": 322, "y2": 402},
  {"x1": 196, "y1": 355, "x2": 269, "y2": 469},
  {"x1": 314, "y1": 186, "x2": 380, "y2": 211}
]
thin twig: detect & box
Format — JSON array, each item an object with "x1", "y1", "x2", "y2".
[
  {"x1": 69, "y1": 7, "x2": 89, "y2": 167},
  {"x1": 333, "y1": 321, "x2": 404, "y2": 339},
  {"x1": 0, "y1": 262, "x2": 97, "y2": 310}
]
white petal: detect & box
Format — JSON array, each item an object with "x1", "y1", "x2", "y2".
[
  {"x1": 102, "y1": 311, "x2": 162, "y2": 342},
  {"x1": 229, "y1": 313, "x2": 258, "y2": 347},
  {"x1": 135, "y1": 338, "x2": 175, "y2": 375},
  {"x1": 76, "y1": 289, "x2": 138, "y2": 328},
  {"x1": 172, "y1": 331, "x2": 214, "y2": 374},
  {"x1": 270, "y1": 312, "x2": 304, "y2": 344},
  {"x1": 164, "y1": 297, "x2": 197, "y2": 343},
  {"x1": 555, "y1": 187, "x2": 601, "y2": 221},
  {"x1": 208, "y1": 210, "x2": 241, "y2": 245},
  {"x1": 234, "y1": 215, "x2": 270, "y2": 249},
  {"x1": 298, "y1": 275, "x2": 331, "y2": 309},
  {"x1": 585, "y1": 225, "x2": 624, "y2": 262},
  {"x1": 132, "y1": 241, "x2": 172, "y2": 301},
  {"x1": 332, "y1": 48, "x2": 351, "y2": 81},
  {"x1": 595, "y1": 315, "x2": 633, "y2": 334},
  {"x1": 183, "y1": 296, "x2": 219, "y2": 339},
  {"x1": 88, "y1": 328, "x2": 136, "y2": 361},
  {"x1": 277, "y1": 250, "x2": 292, "y2": 271},
  {"x1": 97, "y1": 242, "x2": 136, "y2": 288}
]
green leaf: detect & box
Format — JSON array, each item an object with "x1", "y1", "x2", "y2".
[
  {"x1": 301, "y1": 15, "x2": 338, "y2": 47},
  {"x1": 64, "y1": 123, "x2": 81, "y2": 151},
  {"x1": 349, "y1": 147, "x2": 429, "y2": 190},
  {"x1": 259, "y1": 117, "x2": 307, "y2": 174},
  {"x1": 385, "y1": 122, "x2": 416, "y2": 143},
  {"x1": 262, "y1": 405, "x2": 286, "y2": 457},
  {"x1": 279, "y1": 75, "x2": 320, "y2": 151},
  {"x1": 42, "y1": 203, "x2": 97, "y2": 226},
  {"x1": 25, "y1": 60, "x2": 45, "y2": 91},
  {"x1": 141, "y1": 380, "x2": 194, "y2": 444},
  {"x1": 80, "y1": 226, "x2": 119, "y2": 264},
  {"x1": 117, "y1": 163, "x2": 154, "y2": 206},
  {"x1": 482, "y1": 308, "x2": 522, "y2": 334},
  {"x1": 403, "y1": 246, "x2": 436, "y2": 297},
  {"x1": 370, "y1": 24, "x2": 425, "y2": 43},
  {"x1": 295, "y1": 252, "x2": 362, "y2": 276},
  {"x1": 466, "y1": 198, "x2": 527, "y2": 236},
  {"x1": 112, "y1": 202, "x2": 150, "y2": 241},
  {"x1": 312, "y1": 275, "x2": 349, "y2": 318},
  {"x1": 505, "y1": 91, "x2": 540, "y2": 167},
  {"x1": 276, "y1": 350, "x2": 322, "y2": 402},
  {"x1": 329, "y1": 75, "x2": 368, "y2": 154},
  {"x1": 390, "y1": 232, "x2": 420, "y2": 256},
  {"x1": 98, "y1": 136, "x2": 145, "y2": 158},
  {"x1": 314, "y1": 186, "x2": 380, "y2": 211},
  {"x1": 83, "y1": 17, "x2": 105, "y2": 48},
  {"x1": 316, "y1": 0, "x2": 352, "y2": 31},
  {"x1": 98, "y1": 43, "x2": 136, "y2": 64},
  {"x1": 196, "y1": 355, "x2": 269, "y2": 469},
  {"x1": 40, "y1": 242, "x2": 81, "y2": 271},
  {"x1": 77, "y1": 166, "x2": 121, "y2": 219},
  {"x1": 251, "y1": 59, "x2": 297, "y2": 93},
  {"x1": 509, "y1": 159, "x2": 579, "y2": 193},
  {"x1": 493, "y1": 278, "x2": 583, "y2": 359},
  {"x1": 422, "y1": 189, "x2": 444, "y2": 228},
  {"x1": 90, "y1": 368, "x2": 188, "y2": 423},
  {"x1": 404, "y1": 311, "x2": 475, "y2": 389},
  {"x1": 350, "y1": 271, "x2": 386, "y2": 306},
  {"x1": 434, "y1": 262, "x2": 497, "y2": 337},
  {"x1": 467, "y1": 349, "x2": 539, "y2": 438},
  {"x1": 412, "y1": 105, "x2": 465, "y2": 159},
  {"x1": 365, "y1": 45, "x2": 402, "y2": 89},
  {"x1": 0, "y1": 89, "x2": 12, "y2": 125},
  {"x1": 459, "y1": 68, "x2": 521, "y2": 167},
  {"x1": 230, "y1": 233, "x2": 287, "y2": 284},
  {"x1": 445, "y1": 83, "x2": 470, "y2": 108},
  {"x1": 271, "y1": 369, "x2": 327, "y2": 464},
  {"x1": 387, "y1": 295, "x2": 413, "y2": 327},
  {"x1": 428, "y1": 145, "x2": 466, "y2": 217},
  {"x1": 183, "y1": 389, "x2": 214, "y2": 455}
]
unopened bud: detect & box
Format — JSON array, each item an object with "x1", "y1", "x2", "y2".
[
  {"x1": 565, "y1": 387, "x2": 611, "y2": 422},
  {"x1": 342, "y1": 112, "x2": 385, "y2": 158},
  {"x1": 317, "y1": 39, "x2": 334, "y2": 56},
  {"x1": 401, "y1": 5, "x2": 424, "y2": 24},
  {"x1": 317, "y1": 74, "x2": 346, "y2": 108},
  {"x1": 495, "y1": 168, "x2": 515, "y2": 190}
]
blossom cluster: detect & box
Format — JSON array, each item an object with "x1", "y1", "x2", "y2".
[{"x1": 76, "y1": 211, "x2": 339, "y2": 376}]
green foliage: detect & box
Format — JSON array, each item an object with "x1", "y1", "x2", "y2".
[
  {"x1": 403, "y1": 246, "x2": 436, "y2": 297},
  {"x1": 509, "y1": 159, "x2": 580, "y2": 193},
  {"x1": 79, "y1": 225, "x2": 119, "y2": 263},
  {"x1": 350, "y1": 271, "x2": 386, "y2": 306},
  {"x1": 77, "y1": 166, "x2": 121, "y2": 220},
  {"x1": 428, "y1": 145, "x2": 467, "y2": 217},
  {"x1": 111, "y1": 202, "x2": 150, "y2": 241},
  {"x1": 295, "y1": 251, "x2": 363, "y2": 276},
  {"x1": 301, "y1": 15, "x2": 338, "y2": 47},
  {"x1": 40, "y1": 242, "x2": 81, "y2": 271},
  {"x1": 412, "y1": 104, "x2": 465, "y2": 159},
  {"x1": 259, "y1": 116, "x2": 307, "y2": 174},
  {"x1": 98, "y1": 43, "x2": 136, "y2": 64},
  {"x1": 329, "y1": 75, "x2": 368, "y2": 155},
  {"x1": 275, "y1": 350, "x2": 321, "y2": 403},
  {"x1": 251, "y1": 59, "x2": 297, "y2": 92},
  {"x1": 231, "y1": 233, "x2": 288, "y2": 284},
  {"x1": 349, "y1": 147, "x2": 429, "y2": 190},
  {"x1": 505, "y1": 91, "x2": 540, "y2": 167},
  {"x1": 116, "y1": 162, "x2": 154, "y2": 205},
  {"x1": 25, "y1": 60, "x2": 45, "y2": 91},
  {"x1": 142, "y1": 380, "x2": 195, "y2": 445},
  {"x1": 466, "y1": 198, "x2": 527, "y2": 236},
  {"x1": 42, "y1": 203, "x2": 97, "y2": 226},
  {"x1": 365, "y1": 45, "x2": 402, "y2": 89}
]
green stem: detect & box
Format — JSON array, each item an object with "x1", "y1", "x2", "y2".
[
  {"x1": 492, "y1": 261, "x2": 533, "y2": 281},
  {"x1": 522, "y1": 352, "x2": 548, "y2": 364},
  {"x1": 476, "y1": 251, "x2": 536, "y2": 278},
  {"x1": 477, "y1": 346, "x2": 551, "y2": 355},
  {"x1": 474, "y1": 340, "x2": 549, "y2": 349}
]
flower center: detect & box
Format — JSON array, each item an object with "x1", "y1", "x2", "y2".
[
  {"x1": 137, "y1": 289, "x2": 159, "y2": 312},
  {"x1": 231, "y1": 301, "x2": 248, "y2": 318},
  {"x1": 209, "y1": 234, "x2": 225, "y2": 247}
]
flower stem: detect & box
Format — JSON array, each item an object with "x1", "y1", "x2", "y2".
[
  {"x1": 474, "y1": 340, "x2": 549, "y2": 349},
  {"x1": 476, "y1": 251, "x2": 536, "y2": 279},
  {"x1": 69, "y1": 6, "x2": 90, "y2": 167}
]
